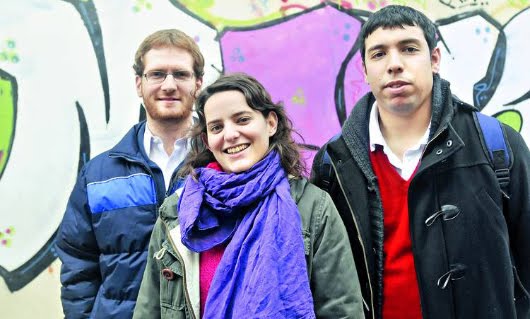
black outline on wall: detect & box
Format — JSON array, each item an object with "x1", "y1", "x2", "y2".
[
  {"x1": 62, "y1": 0, "x2": 111, "y2": 124},
  {"x1": 0, "y1": 100, "x2": 90, "y2": 292}
]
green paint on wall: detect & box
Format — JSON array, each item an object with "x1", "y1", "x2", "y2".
[
  {"x1": 494, "y1": 110, "x2": 522, "y2": 133},
  {"x1": 0, "y1": 77, "x2": 15, "y2": 177},
  {"x1": 177, "y1": 0, "x2": 284, "y2": 29}
]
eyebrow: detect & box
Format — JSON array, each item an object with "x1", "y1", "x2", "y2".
[
  {"x1": 146, "y1": 68, "x2": 192, "y2": 73},
  {"x1": 367, "y1": 38, "x2": 423, "y2": 53},
  {"x1": 206, "y1": 111, "x2": 253, "y2": 126}
]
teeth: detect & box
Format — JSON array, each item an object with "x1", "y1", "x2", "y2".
[{"x1": 226, "y1": 144, "x2": 249, "y2": 154}]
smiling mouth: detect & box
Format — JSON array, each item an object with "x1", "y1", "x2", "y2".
[{"x1": 225, "y1": 144, "x2": 250, "y2": 154}]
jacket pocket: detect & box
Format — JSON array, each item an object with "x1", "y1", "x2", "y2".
[
  {"x1": 475, "y1": 187, "x2": 507, "y2": 235},
  {"x1": 160, "y1": 303, "x2": 186, "y2": 319},
  {"x1": 513, "y1": 266, "x2": 530, "y2": 301},
  {"x1": 513, "y1": 266, "x2": 530, "y2": 318},
  {"x1": 156, "y1": 241, "x2": 187, "y2": 314}
]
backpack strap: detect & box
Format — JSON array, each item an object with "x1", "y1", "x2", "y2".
[
  {"x1": 320, "y1": 133, "x2": 341, "y2": 192},
  {"x1": 475, "y1": 112, "x2": 511, "y2": 196}
]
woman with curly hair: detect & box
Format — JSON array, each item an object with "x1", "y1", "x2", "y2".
[{"x1": 134, "y1": 73, "x2": 364, "y2": 319}]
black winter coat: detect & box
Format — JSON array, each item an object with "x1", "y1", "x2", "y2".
[{"x1": 311, "y1": 75, "x2": 530, "y2": 319}]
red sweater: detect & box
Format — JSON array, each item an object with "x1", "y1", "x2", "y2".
[{"x1": 370, "y1": 150, "x2": 422, "y2": 319}]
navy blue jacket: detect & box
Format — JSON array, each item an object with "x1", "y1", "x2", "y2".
[{"x1": 55, "y1": 121, "x2": 184, "y2": 318}]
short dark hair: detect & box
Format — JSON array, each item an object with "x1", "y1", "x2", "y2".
[
  {"x1": 133, "y1": 29, "x2": 204, "y2": 79},
  {"x1": 181, "y1": 72, "x2": 306, "y2": 178},
  {"x1": 359, "y1": 5, "x2": 437, "y2": 64}
]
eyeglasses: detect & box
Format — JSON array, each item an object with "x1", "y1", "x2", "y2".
[{"x1": 143, "y1": 70, "x2": 194, "y2": 84}]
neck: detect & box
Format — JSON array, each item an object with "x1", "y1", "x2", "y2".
[
  {"x1": 378, "y1": 102, "x2": 431, "y2": 160},
  {"x1": 147, "y1": 115, "x2": 192, "y2": 155}
]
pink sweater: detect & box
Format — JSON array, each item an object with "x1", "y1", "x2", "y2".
[
  {"x1": 199, "y1": 161, "x2": 226, "y2": 317},
  {"x1": 199, "y1": 245, "x2": 225, "y2": 317}
]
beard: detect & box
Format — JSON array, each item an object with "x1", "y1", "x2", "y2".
[
  {"x1": 143, "y1": 99, "x2": 193, "y2": 123},
  {"x1": 140, "y1": 84, "x2": 199, "y2": 124}
]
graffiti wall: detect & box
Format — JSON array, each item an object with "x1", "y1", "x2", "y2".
[{"x1": 0, "y1": 0, "x2": 528, "y2": 317}]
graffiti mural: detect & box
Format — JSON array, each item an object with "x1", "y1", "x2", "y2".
[
  {"x1": 0, "y1": 69, "x2": 16, "y2": 181},
  {"x1": 1, "y1": 0, "x2": 529, "y2": 316},
  {"x1": 220, "y1": 4, "x2": 370, "y2": 153}
]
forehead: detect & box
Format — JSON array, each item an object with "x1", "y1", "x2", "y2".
[
  {"x1": 364, "y1": 25, "x2": 427, "y2": 48},
  {"x1": 142, "y1": 46, "x2": 194, "y2": 71},
  {"x1": 204, "y1": 90, "x2": 256, "y2": 120}
]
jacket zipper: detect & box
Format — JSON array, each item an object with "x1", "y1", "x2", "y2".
[
  {"x1": 162, "y1": 221, "x2": 197, "y2": 319},
  {"x1": 330, "y1": 158, "x2": 375, "y2": 319}
]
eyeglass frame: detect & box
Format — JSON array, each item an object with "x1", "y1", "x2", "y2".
[{"x1": 142, "y1": 70, "x2": 196, "y2": 85}]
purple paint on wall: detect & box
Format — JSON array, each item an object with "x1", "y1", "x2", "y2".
[
  {"x1": 344, "y1": 52, "x2": 371, "y2": 117},
  {"x1": 220, "y1": 6, "x2": 365, "y2": 150}
]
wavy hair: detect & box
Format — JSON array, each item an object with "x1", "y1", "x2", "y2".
[{"x1": 181, "y1": 72, "x2": 306, "y2": 178}]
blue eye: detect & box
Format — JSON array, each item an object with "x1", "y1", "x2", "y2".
[{"x1": 147, "y1": 71, "x2": 165, "y2": 80}]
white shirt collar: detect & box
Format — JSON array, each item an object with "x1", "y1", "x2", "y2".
[
  {"x1": 143, "y1": 116, "x2": 196, "y2": 190},
  {"x1": 368, "y1": 102, "x2": 430, "y2": 152},
  {"x1": 368, "y1": 102, "x2": 431, "y2": 180},
  {"x1": 143, "y1": 114, "x2": 197, "y2": 156}
]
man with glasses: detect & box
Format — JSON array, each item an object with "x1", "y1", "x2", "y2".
[{"x1": 55, "y1": 29, "x2": 204, "y2": 318}]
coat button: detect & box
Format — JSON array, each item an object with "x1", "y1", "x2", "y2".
[{"x1": 162, "y1": 268, "x2": 175, "y2": 281}]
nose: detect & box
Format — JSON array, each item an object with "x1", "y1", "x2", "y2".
[
  {"x1": 160, "y1": 74, "x2": 178, "y2": 91},
  {"x1": 387, "y1": 50, "x2": 404, "y2": 74},
  {"x1": 224, "y1": 123, "x2": 240, "y2": 142}
]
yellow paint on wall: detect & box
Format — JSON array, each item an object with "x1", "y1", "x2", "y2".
[
  {"x1": 0, "y1": 260, "x2": 62, "y2": 318},
  {"x1": 176, "y1": 0, "x2": 528, "y2": 27}
]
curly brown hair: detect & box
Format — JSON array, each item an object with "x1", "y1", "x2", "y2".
[{"x1": 180, "y1": 72, "x2": 306, "y2": 178}]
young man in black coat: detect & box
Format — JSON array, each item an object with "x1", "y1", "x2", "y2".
[{"x1": 311, "y1": 5, "x2": 530, "y2": 319}]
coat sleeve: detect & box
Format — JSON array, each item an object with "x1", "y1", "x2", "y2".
[
  {"x1": 505, "y1": 127, "x2": 530, "y2": 317},
  {"x1": 54, "y1": 166, "x2": 101, "y2": 318},
  {"x1": 311, "y1": 190, "x2": 365, "y2": 319},
  {"x1": 133, "y1": 217, "x2": 164, "y2": 319}
]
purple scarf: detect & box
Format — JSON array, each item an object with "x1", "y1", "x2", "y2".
[{"x1": 178, "y1": 151, "x2": 315, "y2": 318}]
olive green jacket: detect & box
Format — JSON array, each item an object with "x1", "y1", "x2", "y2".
[{"x1": 133, "y1": 178, "x2": 364, "y2": 319}]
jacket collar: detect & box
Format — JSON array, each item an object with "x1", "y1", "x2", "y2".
[
  {"x1": 429, "y1": 74, "x2": 454, "y2": 141},
  {"x1": 108, "y1": 121, "x2": 149, "y2": 162},
  {"x1": 340, "y1": 74, "x2": 455, "y2": 180}
]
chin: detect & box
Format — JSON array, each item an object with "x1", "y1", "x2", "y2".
[
  {"x1": 151, "y1": 111, "x2": 191, "y2": 122},
  {"x1": 223, "y1": 162, "x2": 253, "y2": 174}
]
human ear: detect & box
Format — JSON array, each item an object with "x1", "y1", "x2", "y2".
[
  {"x1": 431, "y1": 47, "x2": 441, "y2": 74},
  {"x1": 135, "y1": 75, "x2": 143, "y2": 97},
  {"x1": 267, "y1": 111, "x2": 278, "y2": 136}
]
